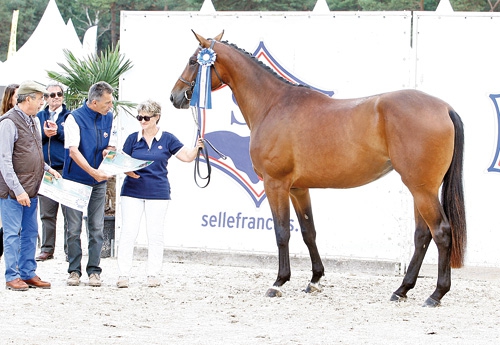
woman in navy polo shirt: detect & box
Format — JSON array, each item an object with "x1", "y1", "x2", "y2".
[{"x1": 116, "y1": 99, "x2": 203, "y2": 288}]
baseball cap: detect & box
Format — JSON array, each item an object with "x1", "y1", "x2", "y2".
[{"x1": 17, "y1": 80, "x2": 47, "y2": 96}]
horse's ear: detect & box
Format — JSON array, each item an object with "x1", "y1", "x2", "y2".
[
  {"x1": 191, "y1": 30, "x2": 208, "y2": 46},
  {"x1": 191, "y1": 30, "x2": 224, "y2": 47},
  {"x1": 214, "y1": 30, "x2": 224, "y2": 41}
]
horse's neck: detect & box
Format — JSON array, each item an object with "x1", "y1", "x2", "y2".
[{"x1": 219, "y1": 46, "x2": 287, "y2": 130}]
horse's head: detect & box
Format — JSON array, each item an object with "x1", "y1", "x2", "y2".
[{"x1": 170, "y1": 30, "x2": 224, "y2": 109}]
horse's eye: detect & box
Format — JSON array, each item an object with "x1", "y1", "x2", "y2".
[{"x1": 189, "y1": 58, "x2": 197, "y2": 66}]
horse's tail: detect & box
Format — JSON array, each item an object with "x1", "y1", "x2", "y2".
[{"x1": 442, "y1": 109, "x2": 467, "y2": 268}]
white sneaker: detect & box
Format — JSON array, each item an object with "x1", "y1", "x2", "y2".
[
  {"x1": 147, "y1": 276, "x2": 161, "y2": 287},
  {"x1": 88, "y1": 273, "x2": 101, "y2": 287},
  {"x1": 116, "y1": 276, "x2": 129, "y2": 288},
  {"x1": 67, "y1": 272, "x2": 80, "y2": 286}
]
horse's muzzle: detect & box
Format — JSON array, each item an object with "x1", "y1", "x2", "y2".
[{"x1": 170, "y1": 92, "x2": 190, "y2": 109}]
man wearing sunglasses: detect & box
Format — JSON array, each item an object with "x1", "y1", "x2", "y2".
[
  {"x1": 35, "y1": 84, "x2": 71, "y2": 262},
  {"x1": 63, "y1": 81, "x2": 115, "y2": 287}
]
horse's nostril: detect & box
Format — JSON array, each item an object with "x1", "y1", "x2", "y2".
[{"x1": 170, "y1": 94, "x2": 174, "y2": 102}]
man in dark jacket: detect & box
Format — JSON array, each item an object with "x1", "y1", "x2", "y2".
[{"x1": 35, "y1": 84, "x2": 71, "y2": 262}]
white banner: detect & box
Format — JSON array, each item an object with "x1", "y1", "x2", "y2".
[{"x1": 118, "y1": 11, "x2": 500, "y2": 268}]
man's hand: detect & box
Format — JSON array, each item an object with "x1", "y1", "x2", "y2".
[
  {"x1": 43, "y1": 120, "x2": 58, "y2": 137},
  {"x1": 48, "y1": 168, "x2": 61, "y2": 179},
  {"x1": 102, "y1": 146, "x2": 116, "y2": 159},
  {"x1": 92, "y1": 168, "x2": 111, "y2": 183},
  {"x1": 16, "y1": 192, "x2": 31, "y2": 207}
]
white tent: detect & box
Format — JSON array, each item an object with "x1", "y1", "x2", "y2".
[
  {"x1": 313, "y1": 0, "x2": 330, "y2": 13},
  {"x1": 436, "y1": 0, "x2": 454, "y2": 12},
  {"x1": 0, "y1": 0, "x2": 83, "y2": 86}
]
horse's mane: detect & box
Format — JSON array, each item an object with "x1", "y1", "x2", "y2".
[{"x1": 220, "y1": 40, "x2": 309, "y2": 89}]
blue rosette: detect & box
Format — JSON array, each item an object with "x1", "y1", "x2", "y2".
[{"x1": 190, "y1": 48, "x2": 217, "y2": 109}]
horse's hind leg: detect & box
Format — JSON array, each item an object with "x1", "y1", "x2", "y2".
[
  {"x1": 290, "y1": 188, "x2": 325, "y2": 293},
  {"x1": 394, "y1": 192, "x2": 453, "y2": 307},
  {"x1": 391, "y1": 206, "x2": 432, "y2": 301}
]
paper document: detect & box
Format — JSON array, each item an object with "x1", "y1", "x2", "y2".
[
  {"x1": 38, "y1": 172, "x2": 92, "y2": 212},
  {"x1": 98, "y1": 150, "x2": 153, "y2": 175}
]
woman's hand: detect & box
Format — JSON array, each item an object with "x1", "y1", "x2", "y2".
[
  {"x1": 196, "y1": 138, "x2": 205, "y2": 150},
  {"x1": 125, "y1": 171, "x2": 140, "y2": 179}
]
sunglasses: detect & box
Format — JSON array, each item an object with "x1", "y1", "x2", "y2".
[
  {"x1": 136, "y1": 115, "x2": 157, "y2": 122},
  {"x1": 44, "y1": 91, "x2": 63, "y2": 98}
]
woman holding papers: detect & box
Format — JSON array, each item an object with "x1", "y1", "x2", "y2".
[{"x1": 116, "y1": 99, "x2": 204, "y2": 288}]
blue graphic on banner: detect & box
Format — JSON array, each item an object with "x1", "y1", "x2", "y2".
[
  {"x1": 488, "y1": 94, "x2": 500, "y2": 173},
  {"x1": 198, "y1": 42, "x2": 334, "y2": 207}
]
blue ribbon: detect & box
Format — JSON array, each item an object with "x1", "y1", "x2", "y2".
[{"x1": 190, "y1": 48, "x2": 217, "y2": 109}]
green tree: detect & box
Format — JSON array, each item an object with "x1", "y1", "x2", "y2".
[
  {"x1": 451, "y1": 0, "x2": 491, "y2": 11},
  {"x1": 328, "y1": 0, "x2": 362, "y2": 11},
  {"x1": 211, "y1": 0, "x2": 316, "y2": 11},
  {"x1": 1, "y1": 0, "x2": 499, "y2": 63},
  {"x1": 0, "y1": 0, "x2": 48, "y2": 62}
]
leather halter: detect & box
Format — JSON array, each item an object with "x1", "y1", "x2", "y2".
[{"x1": 177, "y1": 40, "x2": 225, "y2": 101}]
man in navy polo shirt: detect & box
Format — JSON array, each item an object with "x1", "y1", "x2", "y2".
[{"x1": 63, "y1": 81, "x2": 115, "y2": 287}]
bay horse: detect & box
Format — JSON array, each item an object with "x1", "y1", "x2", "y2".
[{"x1": 170, "y1": 31, "x2": 466, "y2": 307}]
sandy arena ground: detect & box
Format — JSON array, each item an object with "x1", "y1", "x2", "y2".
[{"x1": 1, "y1": 242, "x2": 499, "y2": 345}]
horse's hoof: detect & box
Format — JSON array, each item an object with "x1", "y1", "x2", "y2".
[
  {"x1": 390, "y1": 293, "x2": 407, "y2": 302},
  {"x1": 265, "y1": 286, "x2": 283, "y2": 297},
  {"x1": 422, "y1": 297, "x2": 441, "y2": 308},
  {"x1": 303, "y1": 282, "x2": 322, "y2": 293}
]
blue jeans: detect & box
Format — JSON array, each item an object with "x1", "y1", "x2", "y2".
[
  {"x1": 0, "y1": 196, "x2": 39, "y2": 282},
  {"x1": 65, "y1": 182, "x2": 106, "y2": 277}
]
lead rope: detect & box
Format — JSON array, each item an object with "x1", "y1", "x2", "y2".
[{"x1": 191, "y1": 107, "x2": 227, "y2": 188}]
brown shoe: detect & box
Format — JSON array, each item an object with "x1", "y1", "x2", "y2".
[
  {"x1": 23, "y1": 275, "x2": 51, "y2": 289},
  {"x1": 6, "y1": 278, "x2": 29, "y2": 291},
  {"x1": 35, "y1": 252, "x2": 54, "y2": 261}
]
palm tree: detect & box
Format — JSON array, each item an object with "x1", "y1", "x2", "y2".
[{"x1": 47, "y1": 43, "x2": 135, "y2": 115}]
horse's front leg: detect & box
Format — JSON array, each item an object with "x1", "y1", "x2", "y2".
[
  {"x1": 264, "y1": 180, "x2": 292, "y2": 297},
  {"x1": 290, "y1": 187, "x2": 324, "y2": 293}
]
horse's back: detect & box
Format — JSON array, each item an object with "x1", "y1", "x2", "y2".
[{"x1": 251, "y1": 88, "x2": 456, "y2": 190}]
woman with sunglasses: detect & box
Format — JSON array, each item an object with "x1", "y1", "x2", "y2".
[{"x1": 116, "y1": 99, "x2": 203, "y2": 288}]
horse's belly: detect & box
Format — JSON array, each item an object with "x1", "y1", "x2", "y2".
[{"x1": 293, "y1": 160, "x2": 394, "y2": 189}]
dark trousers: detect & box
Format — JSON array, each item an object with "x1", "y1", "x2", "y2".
[
  {"x1": 66, "y1": 182, "x2": 106, "y2": 277},
  {"x1": 38, "y1": 194, "x2": 68, "y2": 255}
]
